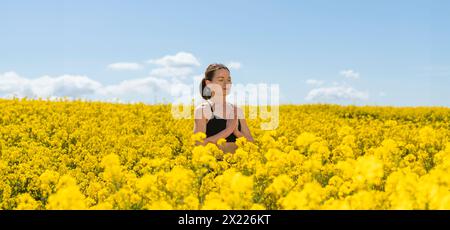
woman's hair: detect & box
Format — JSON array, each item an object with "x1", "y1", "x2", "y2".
[{"x1": 199, "y1": 63, "x2": 230, "y2": 100}]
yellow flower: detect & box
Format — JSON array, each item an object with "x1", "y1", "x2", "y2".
[
  {"x1": 165, "y1": 166, "x2": 196, "y2": 197},
  {"x1": 217, "y1": 138, "x2": 227, "y2": 146},
  {"x1": 15, "y1": 193, "x2": 40, "y2": 210},
  {"x1": 46, "y1": 175, "x2": 87, "y2": 210},
  {"x1": 101, "y1": 154, "x2": 125, "y2": 190},
  {"x1": 1, "y1": 98, "x2": 450, "y2": 210},
  {"x1": 191, "y1": 132, "x2": 206, "y2": 145},
  {"x1": 265, "y1": 174, "x2": 295, "y2": 197},
  {"x1": 295, "y1": 132, "x2": 318, "y2": 151},
  {"x1": 279, "y1": 182, "x2": 325, "y2": 210}
]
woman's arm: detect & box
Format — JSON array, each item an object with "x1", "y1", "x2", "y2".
[
  {"x1": 193, "y1": 117, "x2": 238, "y2": 146},
  {"x1": 233, "y1": 118, "x2": 254, "y2": 142},
  {"x1": 231, "y1": 105, "x2": 254, "y2": 142},
  {"x1": 204, "y1": 118, "x2": 237, "y2": 144}
]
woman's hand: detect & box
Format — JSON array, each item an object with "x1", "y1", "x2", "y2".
[
  {"x1": 226, "y1": 117, "x2": 238, "y2": 136},
  {"x1": 228, "y1": 104, "x2": 241, "y2": 137},
  {"x1": 205, "y1": 104, "x2": 245, "y2": 144},
  {"x1": 233, "y1": 122, "x2": 243, "y2": 137},
  {"x1": 226, "y1": 105, "x2": 239, "y2": 132}
]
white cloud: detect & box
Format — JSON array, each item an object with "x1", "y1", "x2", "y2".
[
  {"x1": 107, "y1": 62, "x2": 143, "y2": 70},
  {"x1": 305, "y1": 85, "x2": 369, "y2": 101},
  {"x1": 340, "y1": 69, "x2": 360, "y2": 79},
  {"x1": 0, "y1": 72, "x2": 28, "y2": 95},
  {"x1": 98, "y1": 77, "x2": 162, "y2": 96},
  {"x1": 227, "y1": 61, "x2": 242, "y2": 70},
  {"x1": 379, "y1": 91, "x2": 387, "y2": 97},
  {"x1": 0, "y1": 71, "x2": 102, "y2": 99},
  {"x1": 147, "y1": 52, "x2": 201, "y2": 79},
  {"x1": 0, "y1": 71, "x2": 196, "y2": 104},
  {"x1": 147, "y1": 52, "x2": 200, "y2": 67},
  {"x1": 306, "y1": 79, "x2": 324, "y2": 86},
  {"x1": 192, "y1": 74, "x2": 203, "y2": 84},
  {"x1": 149, "y1": 66, "x2": 193, "y2": 78},
  {"x1": 1, "y1": 52, "x2": 204, "y2": 104},
  {"x1": 305, "y1": 70, "x2": 369, "y2": 103}
]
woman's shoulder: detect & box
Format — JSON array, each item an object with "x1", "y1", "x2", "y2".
[
  {"x1": 194, "y1": 101, "x2": 213, "y2": 119},
  {"x1": 195, "y1": 100, "x2": 213, "y2": 111}
]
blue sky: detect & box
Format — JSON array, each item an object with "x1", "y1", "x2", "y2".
[{"x1": 1, "y1": 0, "x2": 449, "y2": 106}]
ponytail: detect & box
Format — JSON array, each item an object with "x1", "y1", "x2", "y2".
[{"x1": 199, "y1": 78, "x2": 212, "y2": 100}]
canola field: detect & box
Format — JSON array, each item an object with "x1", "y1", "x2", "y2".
[{"x1": 0, "y1": 98, "x2": 449, "y2": 210}]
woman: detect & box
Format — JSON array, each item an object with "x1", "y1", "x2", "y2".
[{"x1": 193, "y1": 63, "x2": 254, "y2": 153}]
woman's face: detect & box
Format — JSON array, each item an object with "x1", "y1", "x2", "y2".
[{"x1": 206, "y1": 68, "x2": 232, "y2": 97}]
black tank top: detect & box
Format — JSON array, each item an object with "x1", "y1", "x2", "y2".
[{"x1": 205, "y1": 101, "x2": 241, "y2": 142}]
